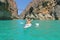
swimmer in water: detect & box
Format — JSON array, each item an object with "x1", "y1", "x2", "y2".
[{"x1": 24, "y1": 18, "x2": 32, "y2": 28}]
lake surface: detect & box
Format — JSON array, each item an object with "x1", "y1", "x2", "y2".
[{"x1": 0, "y1": 20, "x2": 60, "y2": 40}]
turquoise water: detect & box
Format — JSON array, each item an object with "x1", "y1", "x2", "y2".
[{"x1": 0, "y1": 20, "x2": 60, "y2": 40}]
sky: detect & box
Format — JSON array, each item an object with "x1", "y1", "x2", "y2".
[{"x1": 15, "y1": 0, "x2": 32, "y2": 15}]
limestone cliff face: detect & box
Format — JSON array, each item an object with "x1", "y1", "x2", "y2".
[
  {"x1": 8, "y1": 0, "x2": 19, "y2": 19},
  {"x1": 0, "y1": 0, "x2": 19, "y2": 20},
  {"x1": 20, "y1": 0, "x2": 60, "y2": 20}
]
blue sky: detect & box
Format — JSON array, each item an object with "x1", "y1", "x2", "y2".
[{"x1": 15, "y1": 0, "x2": 32, "y2": 15}]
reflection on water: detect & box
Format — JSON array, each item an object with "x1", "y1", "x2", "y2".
[{"x1": 0, "y1": 20, "x2": 60, "y2": 40}]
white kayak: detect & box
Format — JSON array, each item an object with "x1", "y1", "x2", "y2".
[{"x1": 24, "y1": 24, "x2": 31, "y2": 28}]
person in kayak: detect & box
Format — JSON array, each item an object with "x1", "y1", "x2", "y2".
[{"x1": 24, "y1": 18, "x2": 32, "y2": 28}]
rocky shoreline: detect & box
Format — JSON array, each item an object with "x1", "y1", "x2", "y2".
[
  {"x1": 0, "y1": 0, "x2": 19, "y2": 20},
  {"x1": 20, "y1": 0, "x2": 60, "y2": 20}
]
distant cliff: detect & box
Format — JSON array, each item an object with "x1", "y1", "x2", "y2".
[
  {"x1": 20, "y1": 0, "x2": 60, "y2": 20},
  {"x1": 0, "y1": 0, "x2": 19, "y2": 20}
]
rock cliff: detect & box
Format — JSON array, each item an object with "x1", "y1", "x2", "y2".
[
  {"x1": 20, "y1": 0, "x2": 60, "y2": 20},
  {"x1": 0, "y1": 0, "x2": 19, "y2": 20}
]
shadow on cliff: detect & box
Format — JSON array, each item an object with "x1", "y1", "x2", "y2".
[{"x1": 0, "y1": 0, "x2": 19, "y2": 20}]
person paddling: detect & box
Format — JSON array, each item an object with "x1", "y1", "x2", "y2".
[{"x1": 24, "y1": 18, "x2": 32, "y2": 28}]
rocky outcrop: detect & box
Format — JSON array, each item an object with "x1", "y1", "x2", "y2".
[
  {"x1": 20, "y1": 0, "x2": 60, "y2": 20},
  {"x1": 0, "y1": 0, "x2": 19, "y2": 20}
]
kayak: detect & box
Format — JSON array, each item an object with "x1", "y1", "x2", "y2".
[{"x1": 24, "y1": 24, "x2": 31, "y2": 28}]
